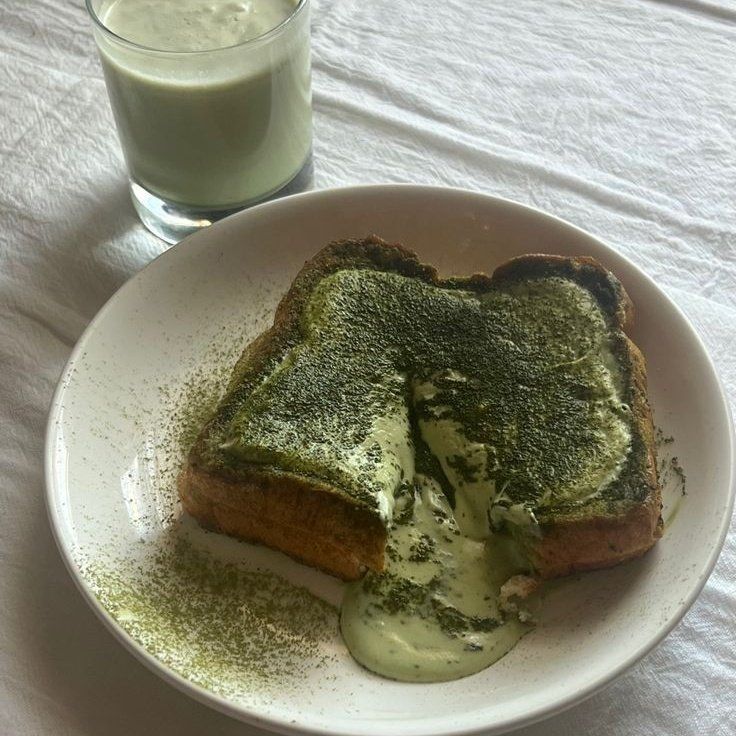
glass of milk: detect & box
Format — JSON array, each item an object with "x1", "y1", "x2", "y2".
[{"x1": 86, "y1": 0, "x2": 312, "y2": 243}]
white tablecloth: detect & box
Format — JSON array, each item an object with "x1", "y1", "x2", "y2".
[{"x1": 1, "y1": 0, "x2": 734, "y2": 733}]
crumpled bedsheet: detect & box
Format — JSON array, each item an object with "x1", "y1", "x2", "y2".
[{"x1": 1, "y1": 0, "x2": 733, "y2": 733}]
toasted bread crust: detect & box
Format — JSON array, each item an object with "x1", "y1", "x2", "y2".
[
  {"x1": 180, "y1": 465, "x2": 387, "y2": 580},
  {"x1": 178, "y1": 238, "x2": 662, "y2": 580}
]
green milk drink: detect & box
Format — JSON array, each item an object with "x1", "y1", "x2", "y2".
[{"x1": 94, "y1": 0, "x2": 311, "y2": 208}]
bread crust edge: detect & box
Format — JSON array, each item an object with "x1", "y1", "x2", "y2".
[{"x1": 179, "y1": 464, "x2": 387, "y2": 581}]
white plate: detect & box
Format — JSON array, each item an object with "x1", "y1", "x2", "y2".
[{"x1": 45, "y1": 185, "x2": 734, "y2": 736}]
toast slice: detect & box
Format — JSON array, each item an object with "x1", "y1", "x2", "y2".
[{"x1": 179, "y1": 237, "x2": 662, "y2": 580}]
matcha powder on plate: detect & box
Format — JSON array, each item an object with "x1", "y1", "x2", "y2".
[{"x1": 82, "y1": 535, "x2": 338, "y2": 701}]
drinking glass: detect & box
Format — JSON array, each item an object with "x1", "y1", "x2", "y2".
[{"x1": 86, "y1": 0, "x2": 312, "y2": 243}]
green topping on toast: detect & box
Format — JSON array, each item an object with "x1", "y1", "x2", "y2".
[{"x1": 196, "y1": 248, "x2": 645, "y2": 529}]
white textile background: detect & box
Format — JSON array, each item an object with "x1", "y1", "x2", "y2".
[{"x1": 1, "y1": 0, "x2": 734, "y2": 733}]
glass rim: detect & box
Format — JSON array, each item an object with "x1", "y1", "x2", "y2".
[{"x1": 85, "y1": 0, "x2": 308, "y2": 55}]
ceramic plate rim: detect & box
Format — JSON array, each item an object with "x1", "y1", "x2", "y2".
[{"x1": 45, "y1": 184, "x2": 736, "y2": 736}]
